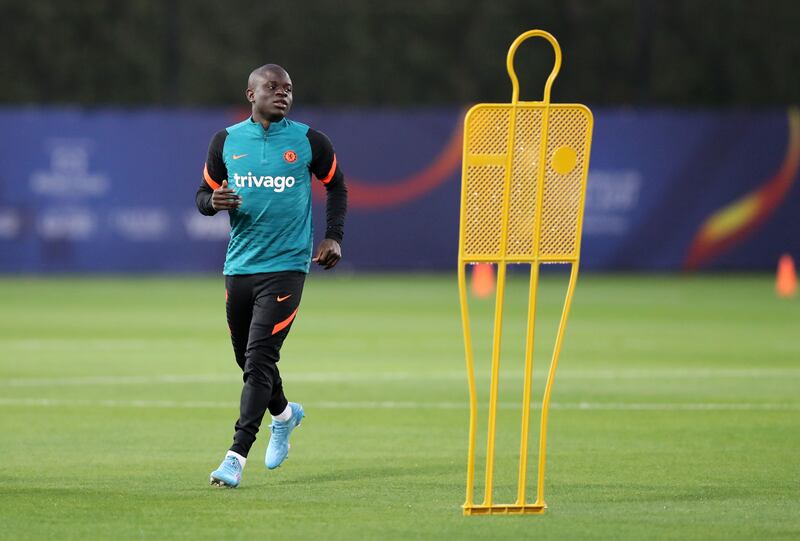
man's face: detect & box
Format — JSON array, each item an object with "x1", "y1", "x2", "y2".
[{"x1": 248, "y1": 70, "x2": 293, "y2": 121}]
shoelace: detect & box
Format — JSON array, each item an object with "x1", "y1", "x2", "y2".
[
  {"x1": 224, "y1": 457, "x2": 240, "y2": 473},
  {"x1": 270, "y1": 420, "x2": 290, "y2": 436}
]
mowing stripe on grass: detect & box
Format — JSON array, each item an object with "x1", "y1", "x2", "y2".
[{"x1": 2, "y1": 339, "x2": 201, "y2": 350}]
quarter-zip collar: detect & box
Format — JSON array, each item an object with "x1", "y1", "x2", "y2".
[{"x1": 249, "y1": 116, "x2": 290, "y2": 136}]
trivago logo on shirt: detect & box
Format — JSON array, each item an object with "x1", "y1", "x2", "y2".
[{"x1": 232, "y1": 172, "x2": 296, "y2": 192}]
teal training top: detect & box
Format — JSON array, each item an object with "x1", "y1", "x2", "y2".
[{"x1": 195, "y1": 117, "x2": 347, "y2": 275}]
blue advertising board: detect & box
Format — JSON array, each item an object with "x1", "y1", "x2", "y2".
[{"x1": 0, "y1": 107, "x2": 798, "y2": 272}]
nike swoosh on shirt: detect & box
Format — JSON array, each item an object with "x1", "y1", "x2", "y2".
[
  {"x1": 277, "y1": 295, "x2": 292, "y2": 302},
  {"x1": 232, "y1": 154, "x2": 248, "y2": 160}
]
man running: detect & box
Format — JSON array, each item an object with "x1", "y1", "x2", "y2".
[{"x1": 195, "y1": 63, "x2": 347, "y2": 488}]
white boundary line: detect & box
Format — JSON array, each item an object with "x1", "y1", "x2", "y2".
[
  {"x1": 0, "y1": 397, "x2": 797, "y2": 411},
  {"x1": 1, "y1": 368, "x2": 800, "y2": 387},
  {"x1": 0, "y1": 374, "x2": 239, "y2": 387}
]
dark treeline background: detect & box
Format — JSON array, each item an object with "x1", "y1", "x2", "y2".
[{"x1": 2, "y1": 0, "x2": 798, "y2": 107}]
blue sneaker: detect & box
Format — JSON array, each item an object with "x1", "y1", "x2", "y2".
[
  {"x1": 265, "y1": 402, "x2": 304, "y2": 469},
  {"x1": 210, "y1": 455, "x2": 243, "y2": 488}
]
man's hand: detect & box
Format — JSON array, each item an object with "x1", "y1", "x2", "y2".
[
  {"x1": 211, "y1": 180, "x2": 241, "y2": 211},
  {"x1": 312, "y1": 239, "x2": 342, "y2": 270}
]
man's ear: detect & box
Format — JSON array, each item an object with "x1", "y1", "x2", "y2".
[{"x1": 246, "y1": 88, "x2": 255, "y2": 103}]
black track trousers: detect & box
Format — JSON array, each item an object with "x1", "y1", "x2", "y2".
[{"x1": 225, "y1": 271, "x2": 306, "y2": 457}]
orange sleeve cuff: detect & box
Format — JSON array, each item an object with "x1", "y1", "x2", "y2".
[
  {"x1": 203, "y1": 163, "x2": 221, "y2": 190},
  {"x1": 318, "y1": 154, "x2": 337, "y2": 185}
]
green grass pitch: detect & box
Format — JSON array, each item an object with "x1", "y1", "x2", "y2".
[{"x1": 0, "y1": 273, "x2": 798, "y2": 540}]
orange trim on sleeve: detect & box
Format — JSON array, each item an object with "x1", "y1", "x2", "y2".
[
  {"x1": 318, "y1": 154, "x2": 337, "y2": 185},
  {"x1": 204, "y1": 164, "x2": 221, "y2": 190},
  {"x1": 272, "y1": 307, "x2": 299, "y2": 335}
]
